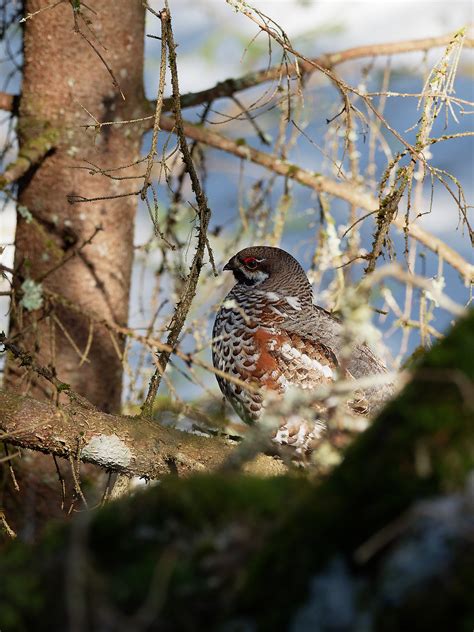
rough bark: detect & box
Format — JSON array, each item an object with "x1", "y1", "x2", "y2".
[
  {"x1": 0, "y1": 389, "x2": 286, "y2": 479},
  {"x1": 7, "y1": 0, "x2": 146, "y2": 412},
  {"x1": 0, "y1": 310, "x2": 472, "y2": 631}
]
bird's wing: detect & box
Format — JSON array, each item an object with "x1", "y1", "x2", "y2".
[
  {"x1": 262, "y1": 300, "x2": 392, "y2": 410},
  {"x1": 261, "y1": 327, "x2": 339, "y2": 390},
  {"x1": 279, "y1": 304, "x2": 388, "y2": 376}
]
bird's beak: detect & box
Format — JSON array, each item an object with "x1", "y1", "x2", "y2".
[{"x1": 223, "y1": 258, "x2": 235, "y2": 271}]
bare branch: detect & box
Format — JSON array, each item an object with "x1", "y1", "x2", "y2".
[
  {"x1": 157, "y1": 30, "x2": 474, "y2": 114},
  {"x1": 361, "y1": 263, "x2": 466, "y2": 316},
  {"x1": 0, "y1": 332, "x2": 95, "y2": 409},
  {"x1": 72, "y1": 4, "x2": 125, "y2": 100},
  {"x1": 141, "y1": 8, "x2": 168, "y2": 196},
  {"x1": 141, "y1": 5, "x2": 213, "y2": 417},
  {"x1": 19, "y1": 0, "x2": 66, "y2": 23},
  {"x1": 365, "y1": 169, "x2": 408, "y2": 274},
  {"x1": 1, "y1": 32, "x2": 473, "y2": 115},
  {"x1": 37, "y1": 224, "x2": 103, "y2": 283},
  {"x1": 157, "y1": 114, "x2": 474, "y2": 282},
  {"x1": 40, "y1": 286, "x2": 260, "y2": 393}
]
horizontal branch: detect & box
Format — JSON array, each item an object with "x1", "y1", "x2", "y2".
[
  {"x1": 2, "y1": 34, "x2": 471, "y2": 279},
  {"x1": 362, "y1": 263, "x2": 466, "y2": 316},
  {"x1": 0, "y1": 390, "x2": 284, "y2": 478},
  {"x1": 158, "y1": 114, "x2": 474, "y2": 282},
  {"x1": 402, "y1": 221, "x2": 473, "y2": 279}
]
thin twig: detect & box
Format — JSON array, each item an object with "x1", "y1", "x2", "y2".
[
  {"x1": 20, "y1": 0, "x2": 66, "y2": 23},
  {"x1": 141, "y1": 8, "x2": 168, "y2": 197},
  {"x1": 365, "y1": 169, "x2": 408, "y2": 274},
  {"x1": 0, "y1": 332, "x2": 96, "y2": 408},
  {"x1": 362, "y1": 263, "x2": 466, "y2": 316},
  {"x1": 68, "y1": 453, "x2": 89, "y2": 509},
  {"x1": 53, "y1": 454, "x2": 67, "y2": 511},
  {"x1": 37, "y1": 225, "x2": 103, "y2": 283},
  {"x1": 0, "y1": 511, "x2": 16, "y2": 539},
  {"x1": 3, "y1": 443, "x2": 20, "y2": 491},
  {"x1": 141, "y1": 3, "x2": 213, "y2": 417},
  {"x1": 72, "y1": 6, "x2": 125, "y2": 100}
]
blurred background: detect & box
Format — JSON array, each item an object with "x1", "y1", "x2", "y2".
[{"x1": 1, "y1": 0, "x2": 472, "y2": 422}]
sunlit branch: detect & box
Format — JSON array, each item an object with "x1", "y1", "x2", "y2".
[
  {"x1": 157, "y1": 113, "x2": 474, "y2": 283},
  {"x1": 0, "y1": 390, "x2": 283, "y2": 479}
]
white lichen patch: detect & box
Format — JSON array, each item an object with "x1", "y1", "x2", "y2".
[
  {"x1": 82, "y1": 434, "x2": 132, "y2": 469},
  {"x1": 20, "y1": 278, "x2": 43, "y2": 311}
]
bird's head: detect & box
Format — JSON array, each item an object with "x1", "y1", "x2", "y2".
[{"x1": 223, "y1": 246, "x2": 313, "y2": 298}]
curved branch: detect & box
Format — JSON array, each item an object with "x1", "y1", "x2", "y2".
[
  {"x1": 3, "y1": 36, "x2": 470, "y2": 279},
  {"x1": 0, "y1": 389, "x2": 284, "y2": 478},
  {"x1": 158, "y1": 114, "x2": 474, "y2": 282}
]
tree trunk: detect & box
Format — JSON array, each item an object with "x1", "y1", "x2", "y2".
[
  {"x1": 1, "y1": 0, "x2": 145, "y2": 538},
  {"x1": 7, "y1": 0, "x2": 145, "y2": 412}
]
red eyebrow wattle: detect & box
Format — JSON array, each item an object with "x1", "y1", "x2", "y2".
[{"x1": 243, "y1": 257, "x2": 257, "y2": 263}]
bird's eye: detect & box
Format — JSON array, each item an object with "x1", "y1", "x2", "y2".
[{"x1": 242, "y1": 257, "x2": 258, "y2": 270}]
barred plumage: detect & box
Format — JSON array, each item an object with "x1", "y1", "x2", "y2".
[{"x1": 212, "y1": 246, "x2": 391, "y2": 450}]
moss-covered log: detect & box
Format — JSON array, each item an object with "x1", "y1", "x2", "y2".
[{"x1": 0, "y1": 310, "x2": 473, "y2": 631}]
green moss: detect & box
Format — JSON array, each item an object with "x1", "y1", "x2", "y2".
[{"x1": 0, "y1": 527, "x2": 67, "y2": 631}]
